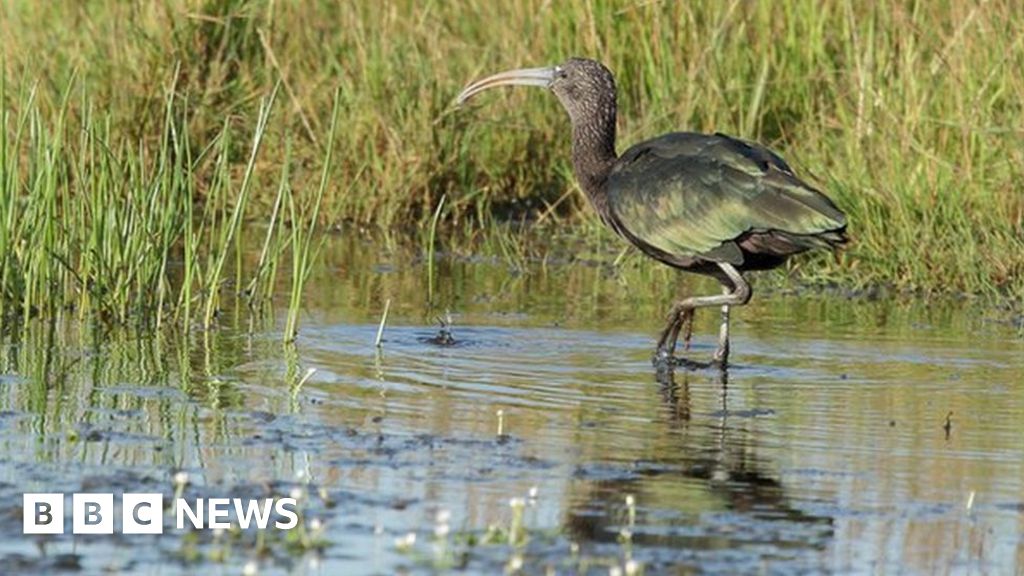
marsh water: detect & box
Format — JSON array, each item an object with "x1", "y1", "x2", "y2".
[{"x1": 1, "y1": 234, "x2": 1022, "y2": 575}]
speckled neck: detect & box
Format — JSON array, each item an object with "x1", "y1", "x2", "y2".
[{"x1": 568, "y1": 96, "x2": 618, "y2": 221}]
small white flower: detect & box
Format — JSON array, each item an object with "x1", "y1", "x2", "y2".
[
  {"x1": 528, "y1": 486, "x2": 538, "y2": 499},
  {"x1": 625, "y1": 560, "x2": 641, "y2": 576},
  {"x1": 172, "y1": 471, "x2": 189, "y2": 486},
  {"x1": 509, "y1": 497, "x2": 526, "y2": 509},
  {"x1": 242, "y1": 561, "x2": 258, "y2": 576},
  {"x1": 435, "y1": 509, "x2": 452, "y2": 525},
  {"x1": 290, "y1": 487, "x2": 304, "y2": 501},
  {"x1": 394, "y1": 531, "x2": 417, "y2": 550},
  {"x1": 609, "y1": 567, "x2": 623, "y2": 576},
  {"x1": 309, "y1": 518, "x2": 323, "y2": 532}
]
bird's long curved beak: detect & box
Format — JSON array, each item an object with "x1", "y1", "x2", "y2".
[{"x1": 455, "y1": 66, "x2": 556, "y2": 106}]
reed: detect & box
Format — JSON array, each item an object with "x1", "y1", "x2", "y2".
[
  {"x1": 0, "y1": 73, "x2": 332, "y2": 331},
  {"x1": 201, "y1": 86, "x2": 278, "y2": 329},
  {"x1": 2, "y1": 0, "x2": 1022, "y2": 305},
  {"x1": 283, "y1": 87, "x2": 341, "y2": 343},
  {"x1": 426, "y1": 194, "x2": 447, "y2": 306}
]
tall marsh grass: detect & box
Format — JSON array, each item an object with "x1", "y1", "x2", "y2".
[
  {"x1": 0, "y1": 72, "x2": 337, "y2": 330},
  {"x1": 2, "y1": 0, "x2": 1023, "y2": 309}
]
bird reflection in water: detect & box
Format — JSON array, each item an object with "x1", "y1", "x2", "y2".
[{"x1": 562, "y1": 365, "x2": 835, "y2": 569}]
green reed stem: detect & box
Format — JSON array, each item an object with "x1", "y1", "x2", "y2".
[{"x1": 283, "y1": 86, "x2": 341, "y2": 343}]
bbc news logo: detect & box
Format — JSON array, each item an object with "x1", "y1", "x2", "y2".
[{"x1": 23, "y1": 493, "x2": 299, "y2": 535}]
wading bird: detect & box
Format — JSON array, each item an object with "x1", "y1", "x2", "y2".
[{"x1": 456, "y1": 58, "x2": 847, "y2": 366}]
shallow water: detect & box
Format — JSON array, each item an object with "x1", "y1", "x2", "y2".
[{"x1": 1, "y1": 234, "x2": 1022, "y2": 575}]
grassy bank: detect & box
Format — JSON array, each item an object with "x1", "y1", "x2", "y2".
[{"x1": 2, "y1": 0, "x2": 1023, "y2": 317}]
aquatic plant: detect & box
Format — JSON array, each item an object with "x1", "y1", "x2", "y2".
[
  {"x1": 284, "y1": 87, "x2": 341, "y2": 343},
  {"x1": 0, "y1": 74, "x2": 336, "y2": 332}
]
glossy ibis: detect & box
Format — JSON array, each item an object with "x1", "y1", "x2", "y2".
[{"x1": 456, "y1": 58, "x2": 847, "y2": 366}]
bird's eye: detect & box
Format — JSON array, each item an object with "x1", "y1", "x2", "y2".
[{"x1": 555, "y1": 66, "x2": 567, "y2": 79}]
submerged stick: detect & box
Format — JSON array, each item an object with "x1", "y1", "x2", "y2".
[{"x1": 375, "y1": 298, "x2": 391, "y2": 348}]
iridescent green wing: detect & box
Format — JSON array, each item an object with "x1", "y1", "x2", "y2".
[{"x1": 606, "y1": 132, "x2": 846, "y2": 264}]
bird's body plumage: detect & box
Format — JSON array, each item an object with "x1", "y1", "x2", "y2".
[
  {"x1": 456, "y1": 57, "x2": 848, "y2": 366},
  {"x1": 604, "y1": 131, "x2": 847, "y2": 282}
]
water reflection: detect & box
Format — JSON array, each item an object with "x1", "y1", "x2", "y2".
[{"x1": 565, "y1": 367, "x2": 835, "y2": 572}]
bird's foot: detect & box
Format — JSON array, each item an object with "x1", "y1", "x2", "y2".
[
  {"x1": 680, "y1": 310, "x2": 695, "y2": 351},
  {"x1": 711, "y1": 344, "x2": 729, "y2": 368},
  {"x1": 677, "y1": 356, "x2": 718, "y2": 371},
  {"x1": 652, "y1": 346, "x2": 674, "y2": 368},
  {"x1": 652, "y1": 347, "x2": 721, "y2": 372}
]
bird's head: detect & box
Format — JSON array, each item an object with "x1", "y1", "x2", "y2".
[{"x1": 456, "y1": 57, "x2": 616, "y2": 126}]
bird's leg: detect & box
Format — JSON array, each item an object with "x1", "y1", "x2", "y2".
[
  {"x1": 655, "y1": 303, "x2": 690, "y2": 360},
  {"x1": 656, "y1": 300, "x2": 700, "y2": 357},
  {"x1": 713, "y1": 287, "x2": 731, "y2": 365},
  {"x1": 680, "y1": 308, "x2": 695, "y2": 350},
  {"x1": 667, "y1": 313, "x2": 685, "y2": 354},
  {"x1": 710, "y1": 263, "x2": 750, "y2": 366},
  {"x1": 653, "y1": 263, "x2": 751, "y2": 365}
]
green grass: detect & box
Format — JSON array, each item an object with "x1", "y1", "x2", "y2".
[
  {"x1": 2, "y1": 0, "x2": 1023, "y2": 319},
  {"x1": 0, "y1": 67, "x2": 331, "y2": 330}
]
